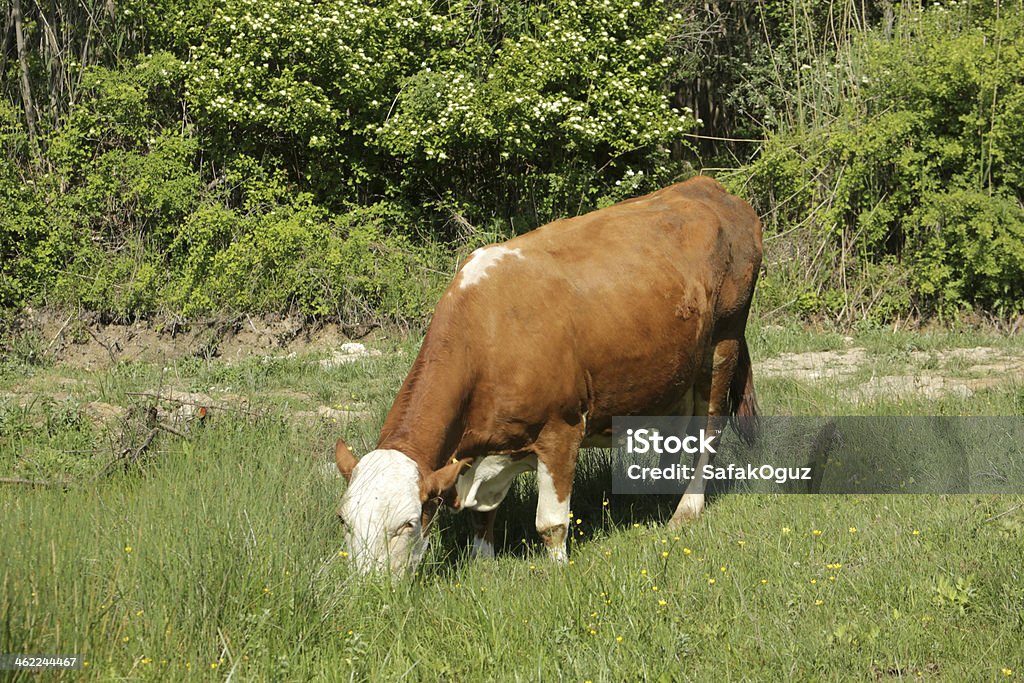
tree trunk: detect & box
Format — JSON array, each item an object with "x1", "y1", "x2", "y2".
[{"x1": 12, "y1": 0, "x2": 39, "y2": 153}]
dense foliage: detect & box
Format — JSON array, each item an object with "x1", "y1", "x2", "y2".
[
  {"x1": 1, "y1": 0, "x2": 698, "y2": 324},
  {"x1": 738, "y1": 3, "x2": 1024, "y2": 321},
  {"x1": 2, "y1": 0, "x2": 1022, "y2": 326}
]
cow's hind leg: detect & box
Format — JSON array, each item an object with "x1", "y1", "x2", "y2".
[
  {"x1": 534, "y1": 421, "x2": 584, "y2": 563},
  {"x1": 669, "y1": 338, "x2": 739, "y2": 528},
  {"x1": 471, "y1": 509, "x2": 496, "y2": 559}
]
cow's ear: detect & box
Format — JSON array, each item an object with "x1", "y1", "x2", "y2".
[
  {"x1": 420, "y1": 457, "x2": 472, "y2": 503},
  {"x1": 335, "y1": 438, "x2": 358, "y2": 480}
]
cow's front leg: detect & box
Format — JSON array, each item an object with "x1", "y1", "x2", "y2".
[
  {"x1": 533, "y1": 421, "x2": 583, "y2": 563},
  {"x1": 536, "y1": 458, "x2": 571, "y2": 562},
  {"x1": 471, "y1": 509, "x2": 496, "y2": 559}
]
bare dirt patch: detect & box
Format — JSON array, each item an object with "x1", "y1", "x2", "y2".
[
  {"x1": 83, "y1": 401, "x2": 127, "y2": 422},
  {"x1": 14, "y1": 309, "x2": 1022, "y2": 405},
  {"x1": 756, "y1": 345, "x2": 1024, "y2": 401},
  {"x1": 318, "y1": 343, "x2": 383, "y2": 368},
  {"x1": 293, "y1": 406, "x2": 375, "y2": 423},
  {"x1": 24, "y1": 309, "x2": 360, "y2": 369},
  {"x1": 757, "y1": 348, "x2": 869, "y2": 381},
  {"x1": 852, "y1": 375, "x2": 974, "y2": 401}
]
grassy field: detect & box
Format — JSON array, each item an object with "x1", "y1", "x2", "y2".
[{"x1": 1, "y1": 320, "x2": 1023, "y2": 681}]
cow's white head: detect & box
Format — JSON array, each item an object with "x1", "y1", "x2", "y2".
[{"x1": 334, "y1": 439, "x2": 466, "y2": 575}]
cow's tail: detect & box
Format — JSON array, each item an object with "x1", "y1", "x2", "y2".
[{"x1": 729, "y1": 337, "x2": 760, "y2": 445}]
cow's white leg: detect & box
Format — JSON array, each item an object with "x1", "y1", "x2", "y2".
[
  {"x1": 536, "y1": 459, "x2": 570, "y2": 563},
  {"x1": 672, "y1": 492, "x2": 705, "y2": 524},
  {"x1": 471, "y1": 509, "x2": 496, "y2": 559},
  {"x1": 669, "y1": 339, "x2": 739, "y2": 528},
  {"x1": 670, "y1": 452, "x2": 710, "y2": 528},
  {"x1": 670, "y1": 352, "x2": 714, "y2": 528}
]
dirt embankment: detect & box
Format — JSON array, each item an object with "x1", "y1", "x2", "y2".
[
  {"x1": 8, "y1": 310, "x2": 1023, "y2": 403},
  {"x1": 18, "y1": 309, "x2": 370, "y2": 369},
  {"x1": 2, "y1": 311, "x2": 387, "y2": 434}
]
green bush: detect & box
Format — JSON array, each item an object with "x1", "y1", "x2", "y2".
[
  {"x1": 197, "y1": 198, "x2": 447, "y2": 320},
  {"x1": 183, "y1": 0, "x2": 698, "y2": 225},
  {"x1": 5, "y1": 0, "x2": 1022, "y2": 327},
  {"x1": 738, "y1": 2, "x2": 1024, "y2": 319},
  {"x1": 0, "y1": 103, "x2": 49, "y2": 312},
  {"x1": 907, "y1": 188, "x2": 1024, "y2": 314},
  {"x1": 1, "y1": 48, "x2": 454, "y2": 324},
  {"x1": 2, "y1": 2, "x2": 697, "y2": 325}
]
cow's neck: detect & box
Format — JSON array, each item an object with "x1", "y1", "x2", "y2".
[{"x1": 376, "y1": 340, "x2": 472, "y2": 474}]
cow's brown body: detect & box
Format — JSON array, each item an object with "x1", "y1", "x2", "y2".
[{"x1": 336, "y1": 176, "x2": 762, "y2": 571}]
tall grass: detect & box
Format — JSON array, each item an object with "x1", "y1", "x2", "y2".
[{"x1": 1, "y1": 325, "x2": 1023, "y2": 680}]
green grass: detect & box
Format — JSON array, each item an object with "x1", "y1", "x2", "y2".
[{"x1": 1, "y1": 325, "x2": 1023, "y2": 681}]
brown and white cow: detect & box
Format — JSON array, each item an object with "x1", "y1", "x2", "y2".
[{"x1": 335, "y1": 176, "x2": 762, "y2": 574}]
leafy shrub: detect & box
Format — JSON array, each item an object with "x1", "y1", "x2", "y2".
[
  {"x1": 3, "y1": 2, "x2": 697, "y2": 325},
  {"x1": 738, "y1": 2, "x2": 1024, "y2": 320},
  {"x1": 183, "y1": 0, "x2": 698, "y2": 225},
  {"x1": 6, "y1": 0, "x2": 1021, "y2": 328},
  {"x1": 206, "y1": 199, "x2": 447, "y2": 321}
]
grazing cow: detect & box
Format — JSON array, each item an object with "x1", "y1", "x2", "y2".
[{"x1": 335, "y1": 176, "x2": 762, "y2": 574}]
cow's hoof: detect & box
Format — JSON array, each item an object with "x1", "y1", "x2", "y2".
[
  {"x1": 471, "y1": 536, "x2": 495, "y2": 559},
  {"x1": 667, "y1": 493, "x2": 704, "y2": 529}
]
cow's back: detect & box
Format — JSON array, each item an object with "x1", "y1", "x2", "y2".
[{"x1": 428, "y1": 177, "x2": 761, "y2": 441}]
